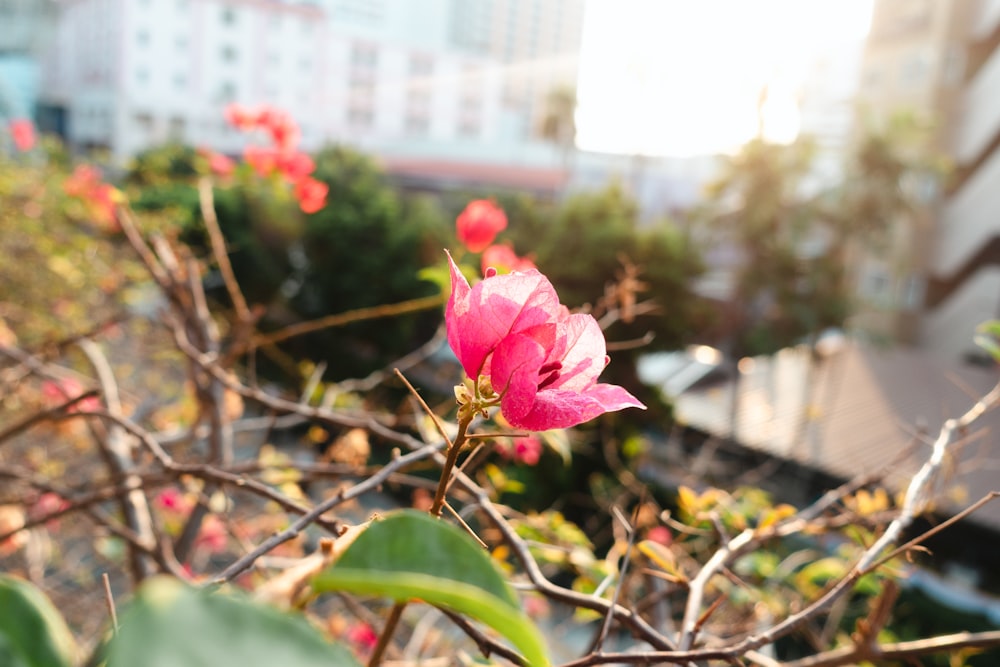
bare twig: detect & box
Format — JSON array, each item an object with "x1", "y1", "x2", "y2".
[
  {"x1": 250, "y1": 293, "x2": 446, "y2": 351},
  {"x1": 210, "y1": 443, "x2": 442, "y2": 584},
  {"x1": 102, "y1": 573, "x2": 119, "y2": 634}
]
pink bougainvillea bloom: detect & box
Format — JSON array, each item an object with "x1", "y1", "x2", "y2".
[
  {"x1": 346, "y1": 622, "x2": 378, "y2": 652},
  {"x1": 243, "y1": 144, "x2": 278, "y2": 177},
  {"x1": 9, "y1": 118, "x2": 35, "y2": 152},
  {"x1": 63, "y1": 165, "x2": 121, "y2": 231},
  {"x1": 647, "y1": 525, "x2": 673, "y2": 547},
  {"x1": 63, "y1": 164, "x2": 102, "y2": 198},
  {"x1": 195, "y1": 515, "x2": 228, "y2": 554},
  {"x1": 446, "y1": 252, "x2": 645, "y2": 430},
  {"x1": 261, "y1": 108, "x2": 301, "y2": 153},
  {"x1": 456, "y1": 199, "x2": 508, "y2": 253},
  {"x1": 276, "y1": 151, "x2": 314, "y2": 182},
  {"x1": 41, "y1": 377, "x2": 101, "y2": 412},
  {"x1": 155, "y1": 487, "x2": 194, "y2": 515},
  {"x1": 224, "y1": 103, "x2": 263, "y2": 131},
  {"x1": 208, "y1": 151, "x2": 236, "y2": 177},
  {"x1": 294, "y1": 176, "x2": 328, "y2": 213},
  {"x1": 481, "y1": 243, "x2": 536, "y2": 276},
  {"x1": 498, "y1": 435, "x2": 543, "y2": 465}
]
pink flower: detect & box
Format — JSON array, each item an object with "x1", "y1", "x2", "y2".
[
  {"x1": 260, "y1": 108, "x2": 301, "y2": 153},
  {"x1": 647, "y1": 525, "x2": 673, "y2": 547},
  {"x1": 9, "y1": 119, "x2": 35, "y2": 152},
  {"x1": 208, "y1": 151, "x2": 236, "y2": 177},
  {"x1": 497, "y1": 435, "x2": 543, "y2": 465},
  {"x1": 481, "y1": 243, "x2": 536, "y2": 276},
  {"x1": 155, "y1": 487, "x2": 194, "y2": 515},
  {"x1": 456, "y1": 200, "x2": 507, "y2": 253},
  {"x1": 276, "y1": 152, "x2": 314, "y2": 182},
  {"x1": 446, "y1": 252, "x2": 645, "y2": 431},
  {"x1": 294, "y1": 176, "x2": 328, "y2": 213},
  {"x1": 224, "y1": 103, "x2": 263, "y2": 131},
  {"x1": 41, "y1": 377, "x2": 101, "y2": 412},
  {"x1": 346, "y1": 622, "x2": 378, "y2": 652},
  {"x1": 243, "y1": 144, "x2": 278, "y2": 177}
]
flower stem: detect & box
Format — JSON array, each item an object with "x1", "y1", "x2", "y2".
[
  {"x1": 367, "y1": 601, "x2": 404, "y2": 667},
  {"x1": 430, "y1": 415, "x2": 472, "y2": 517}
]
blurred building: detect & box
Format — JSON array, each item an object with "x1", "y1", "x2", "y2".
[
  {"x1": 922, "y1": 0, "x2": 1000, "y2": 364},
  {"x1": 38, "y1": 0, "x2": 584, "y2": 183},
  {"x1": 851, "y1": 0, "x2": 1000, "y2": 364},
  {"x1": 0, "y1": 0, "x2": 56, "y2": 123}
]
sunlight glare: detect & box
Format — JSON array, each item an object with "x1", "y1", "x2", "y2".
[{"x1": 577, "y1": 0, "x2": 874, "y2": 157}]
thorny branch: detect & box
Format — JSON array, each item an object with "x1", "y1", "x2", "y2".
[{"x1": 3, "y1": 193, "x2": 1000, "y2": 667}]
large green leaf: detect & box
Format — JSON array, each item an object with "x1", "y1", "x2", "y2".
[
  {"x1": 313, "y1": 509, "x2": 550, "y2": 666},
  {"x1": 0, "y1": 575, "x2": 78, "y2": 667},
  {"x1": 103, "y1": 577, "x2": 360, "y2": 667}
]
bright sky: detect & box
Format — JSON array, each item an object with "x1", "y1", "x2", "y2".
[{"x1": 576, "y1": 0, "x2": 874, "y2": 157}]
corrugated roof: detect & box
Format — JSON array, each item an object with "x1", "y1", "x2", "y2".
[{"x1": 673, "y1": 344, "x2": 1000, "y2": 530}]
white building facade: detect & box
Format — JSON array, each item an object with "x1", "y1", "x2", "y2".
[
  {"x1": 41, "y1": 0, "x2": 511, "y2": 160},
  {"x1": 40, "y1": 0, "x2": 584, "y2": 165}
]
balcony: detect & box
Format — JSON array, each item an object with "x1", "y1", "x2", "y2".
[
  {"x1": 937, "y1": 134, "x2": 1000, "y2": 275},
  {"x1": 954, "y1": 38, "x2": 1000, "y2": 164}
]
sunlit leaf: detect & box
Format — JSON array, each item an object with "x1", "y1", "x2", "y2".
[{"x1": 313, "y1": 510, "x2": 549, "y2": 667}]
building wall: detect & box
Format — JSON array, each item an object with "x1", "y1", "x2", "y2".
[
  {"x1": 918, "y1": 0, "x2": 1000, "y2": 360},
  {"x1": 41, "y1": 0, "x2": 513, "y2": 160}
]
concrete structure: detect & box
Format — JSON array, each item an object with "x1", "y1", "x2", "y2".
[
  {"x1": 38, "y1": 0, "x2": 583, "y2": 169},
  {"x1": 922, "y1": 0, "x2": 1000, "y2": 364},
  {"x1": 0, "y1": 0, "x2": 56, "y2": 122},
  {"x1": 850, "y1": 0, "x2": 972, "y2": 347}
]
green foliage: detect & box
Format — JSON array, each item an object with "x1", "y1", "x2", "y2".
[
  {"x1": 315, "y1": 510, "x2": 550, "y2": 667},
  {"x1": 0, "y1": 158, "x2": 142, "y2": 345},
  {"x1": 0, "y1": 575, "x2": 78, "y2": 667},
  {"x1": 125, "y1": 143, "x2": 200, "y2": 187},
  {"x1": 975, "y1": 320, "x2": 1000, "y2": 362},
  {"x1": 284, "y1": 147, "x2": 450, "y2": 378},
  {"x1": 103, "y1": 577, "x2": 360, "y2": 667}
]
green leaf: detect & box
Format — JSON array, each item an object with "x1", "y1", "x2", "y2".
[
  {"x1": 975, "y1": 320, "x2": 1000, "y2": 361},
  {"x1": 313, "y1": 510, "x2": 550, "y2": 667},
  {"x1": 0, "y1": 575, "x2": 78, "y2": 667},
  {"x1": 103, "y1": 577, "x2": 360, "y2": 667}
]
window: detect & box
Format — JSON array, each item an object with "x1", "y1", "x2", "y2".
[
  {"x1": 137, "y1": 30, "x2": 150, "y2": 47},
  {"x1": 405, "y1": 115, "x2": 429, "y2": 136},
  {"x1": 168, "y1": 116, "x2": 186, "y2": 140},
  {"x1": 347, "y1": 107, "x2": 373, "y2": 128},
  {"x1": 350, "y1": 43, "x2": 378, "y2": 69},
  {"x1": 218, "y1": 81, "x2": 237, "y2": 102},
  {"x1": 134, "y1": 112, "x2": 154, "y2": 135},
  {"x1": 409, "y1": 54, "x2": 433, "y2": 77},
  {"x1": 176, "y1": 35, "x2": 188, "y2": 50},
  {"x1": 135, "y1": 68, "x2": 149, "y2": 85},
  {"x1": 221, "y1": 6, "x2": 237, "y2": 25},
  {"x1": 221, "y1": 45, "x2": 238, "y2": 63},
  {"x1": 173, "y1": 73, "x2": 187, "y2": 90}
]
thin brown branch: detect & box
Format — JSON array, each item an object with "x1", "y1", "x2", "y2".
[
  {"x1": 251, "y1": 292, "x2": 446, "y2": 350},
  {"x1": 0, "y1": 388, "x2": 100, "y2": 445},
  {"x1": 199, "y1": 177, "x2": 250, "y2": 321},
  {"x1": 210, "y1": 443, "x2": 441, "y2": 584}
]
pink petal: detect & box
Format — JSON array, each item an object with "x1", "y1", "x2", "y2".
[
  {"x1": 446, "y1": 252, "x2": 559, "y2": 380},
  {"x1": 546, "y1": 314, "x2": 608, "y2": 391},
  {"x1": 491, "y1": 330, "x2": 550, "y2": 424},
  {"x1": 505, "y1": 383, "x2": 646, "y2": 431}
]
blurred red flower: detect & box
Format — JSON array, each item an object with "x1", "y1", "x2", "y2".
[
  {"x1": 294, "y1": 176, "x2": 328, "y2": 213},
  {"x1": 9, "y1": 118, "x2": 35, "y2": 152},
  {"x1": 456, "y1": 199, "x2": 507, "y2": 253}
]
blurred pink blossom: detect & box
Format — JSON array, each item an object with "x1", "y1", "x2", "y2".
[{"x1": 456, "y1": 199, "x2": 507, "y2": 253}]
